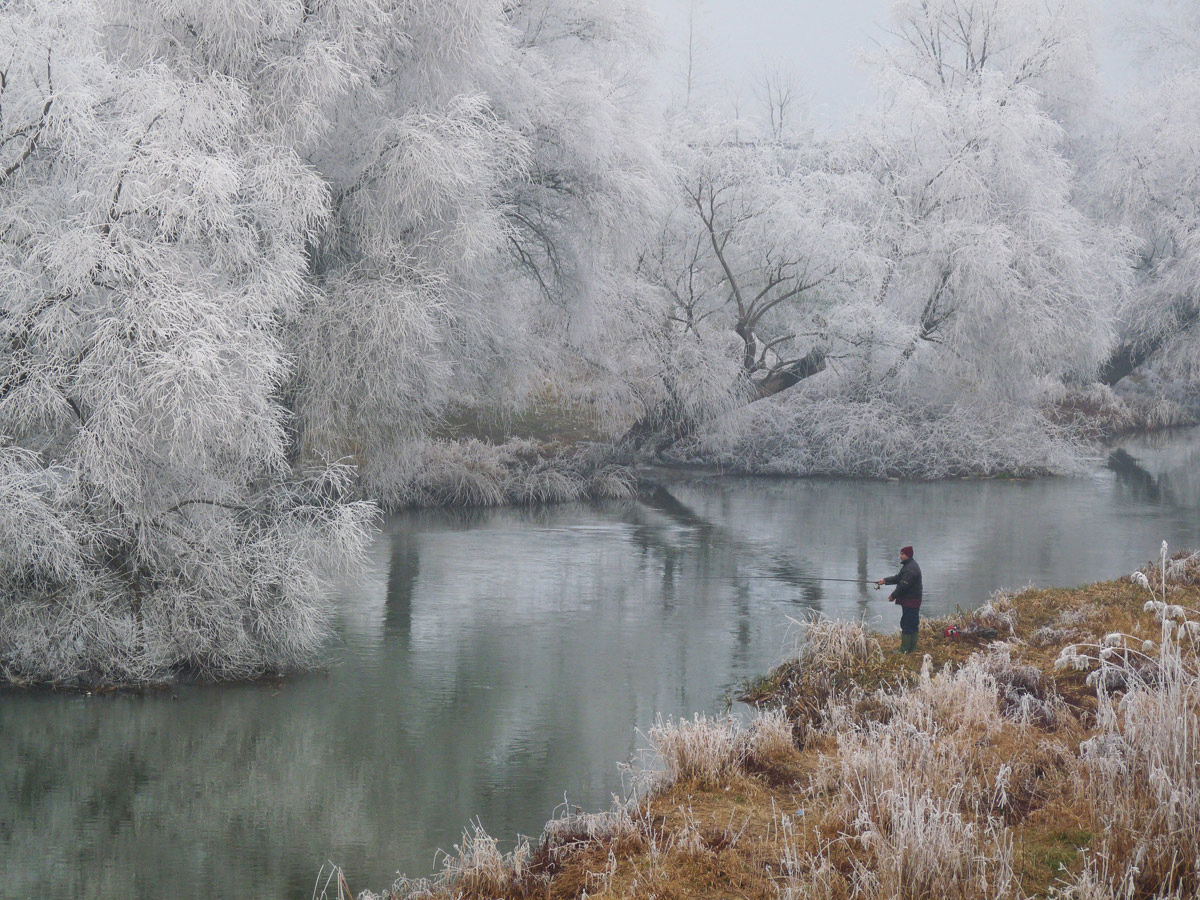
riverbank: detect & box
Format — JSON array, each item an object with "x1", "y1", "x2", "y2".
[
  {"x1": 346, "y1": 548, "x2": 1200, "y2": 900},
  {"x1": 365, "y1": 407, "x2": 1199, "y2": 512}
]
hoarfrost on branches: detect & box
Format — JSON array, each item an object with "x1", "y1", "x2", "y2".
[
  {"x1": 0, "y1": 0, "x2": 664, "y2": 682},
  {"x1": 0, "y1": 0, "x2": 374, "y2": 685},
  {"x1": 626, "y1": 0, "x2": 1131, "y2": 474}
]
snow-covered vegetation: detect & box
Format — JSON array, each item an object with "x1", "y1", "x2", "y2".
[{"x1": 3, "y1": 0, "x2": 1200, "y2": 683}]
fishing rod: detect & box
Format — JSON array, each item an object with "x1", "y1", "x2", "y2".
[
  {"x1": 703, "y1": 574, "x2": 943, "y2": 594},
  {"x1": 721, "y1": 574, "x2": 876, "y2": 584},
  {"x1": 803, "y1": 577, "x2": 879, "y2": 585}
]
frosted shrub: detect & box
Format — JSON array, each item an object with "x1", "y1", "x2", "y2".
[
  {"x1": 747, "y1": 706, "x2": 797, "y2": 760},
  {"x1": 890, "y1": 653, "x2": 1004, "y2": 736},
  {"x1": 360, "y1": 438, "x2": 635, "y2": 509},
  {"x1": 543, "y1": 797, "x2": 640, "y2": 850},
  {"x1": 436, "y1": 821, "x2": 533, "y2": 899},
  {"x1": 979, "y1": 643, "x2": 1066, "y2": 728},
  {"x1": 643, "y1": 707, "x2": 801, "y2": 790},
  {"x1": 973, "y1": 590, "x2": 1020, "y2": 635},
  {"x1": 793, "y1": 613, "x2": 880, "y2": 671},
  {"x1": 831, "y1": 717, "x2": 968, "y2": 813},
  {"x1": 682, "y1": 396, "x2": 1086, "y2": 479}
]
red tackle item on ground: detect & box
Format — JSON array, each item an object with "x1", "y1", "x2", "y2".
[{"x1": 944, "y1": 625, "x2": 960, "y2": 639}]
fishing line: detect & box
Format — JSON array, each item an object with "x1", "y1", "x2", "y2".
[{"x1": 683, "y1": 573, "x2": 943, "y2": 594}]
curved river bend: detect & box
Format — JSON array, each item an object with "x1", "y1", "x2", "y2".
[{"x1": 3, "y1": 429, "x2": 1200, "y2": 898}]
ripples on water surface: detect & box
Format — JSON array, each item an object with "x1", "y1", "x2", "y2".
[{"x1": 3, "y1": 429, "x2": 1200, "y2": 898}]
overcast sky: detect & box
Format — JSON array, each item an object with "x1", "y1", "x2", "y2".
[{"x1": 647, "y1": 0, "x2": 1140, "y2": 126}]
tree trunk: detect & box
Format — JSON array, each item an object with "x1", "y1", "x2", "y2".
[
  {"x1": 1101, "y1": 305, "x2": 1200, "y2": 387},
  {"x1": 619, "y1": 346, "x2": 827, "y2": 456},
  {"x1": 751, "y1": 346, "x2": 827, "y2": 400}
]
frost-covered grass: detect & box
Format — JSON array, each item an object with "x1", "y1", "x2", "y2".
[
  {"x1": 358, "y1": 437, "x2": 636, "y2": 509},
  {"x1": 1052, "y1": 382, "x2": 1200, "y2": 437},
  {"x1": 334, "y1": 544, "x2": 1200, "y2": 900},
  {"x1": 640, "y1": 709, "x2": 795, "y2": 791},
  {"x1": 675, "y1": 396, "x2": 1087, "y2": 479}
]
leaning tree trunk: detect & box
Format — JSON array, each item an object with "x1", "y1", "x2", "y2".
[
  {"x1": 750, "y1": 346, "x2": 827, "y2": 400},
  {"x1": 618, "y1": 346, "x2": 827, "y2": 458},
  {"x1": 1101, "y1": 305, "x2": 1200, "y2": 387}
]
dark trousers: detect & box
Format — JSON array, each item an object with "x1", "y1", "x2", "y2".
[{"x1": 900, "y1": 605, "x2": 920, "y2": 634}]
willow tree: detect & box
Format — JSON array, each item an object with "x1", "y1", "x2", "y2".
[
  {"x1": 641, "y1": 0, "x2": 1130, "y2": 477},
  {"x1": 273, "y1": 0, "x2": 665, "y2": 499},
  {"x1": 852, "y1": 0, "x2": 1124, "y2": 405},
  {"x1": 624, "y1": 116, "x2": 873, "y2": 454},
  {"x1": 1090, "y1": 3, "x2": 1200, "y2": 389},
  {"x1": 0, "y1": 0, "x2": 373, "y2": 685}
]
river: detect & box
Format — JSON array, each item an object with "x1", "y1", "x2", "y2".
[{"x1": 3, "y1": 428, "x2": 1200, "y2": 898}]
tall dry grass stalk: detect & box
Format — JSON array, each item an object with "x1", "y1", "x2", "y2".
[{"x1": 1057, "y1": 541, "x2": 1200, "y2": 898}]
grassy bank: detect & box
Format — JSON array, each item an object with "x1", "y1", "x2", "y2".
[{"x1": 336, "y1": 547, "x2": 1200, "y2": 900}]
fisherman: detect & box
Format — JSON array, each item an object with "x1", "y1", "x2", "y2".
[{"x1": 876, "y1": 545, "x2": 922, "y2": 653}]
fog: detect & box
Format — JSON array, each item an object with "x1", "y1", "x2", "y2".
[{"x1": 650, "y1": 0, "x2": 1143, "y2": 123}]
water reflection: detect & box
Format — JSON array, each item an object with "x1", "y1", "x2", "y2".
[{"x1": 3, "y1": 428, "x2": 1200, "y2": 899}]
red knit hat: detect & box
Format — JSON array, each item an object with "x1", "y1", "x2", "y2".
[{"x1": 901, "y1": 546, "x2": 914, "y2": 558}]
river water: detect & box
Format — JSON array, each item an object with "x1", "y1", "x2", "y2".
[{"x1": 3, "y1": 429, "x2": 1200, "y2": 898}]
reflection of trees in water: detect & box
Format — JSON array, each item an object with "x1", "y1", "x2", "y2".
[
  {"x1": 0, "y1": 691, "x2": 376, "y2": 899},
  {"x1": 634, "y1": 483, "x2": 828, "y2": 613},
  {"x1": 0, "y1": 638, "x2": 650, "y2": 898},
  {"x1": 384, "y1": 529, "x2": 419, "y2": 638},
  {"x1": 1106, "y1": 434, "x2": 1200, "y2": 511},
  {"x1": 1107, "y1": 448, "x2": 1167, "y2": 503}
]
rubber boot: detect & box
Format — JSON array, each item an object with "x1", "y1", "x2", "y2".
[{"x1": 901, "y1": 632, "x2": 917, "y2": 654}]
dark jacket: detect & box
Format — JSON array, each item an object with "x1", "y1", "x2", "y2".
[{"x1": 883, "y1": 557, "x2": 922, "y2": 608}]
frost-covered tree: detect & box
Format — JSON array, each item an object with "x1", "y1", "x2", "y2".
[
  {"x1": 623, "y1": 116, "x2": 874, "y2": 452},
  {"x1": 1095, "y1": 76, "x2": 1200, "y2": 387},
  {"x1": 276, "y1": 0, "x2": 663, "y2": 497},
  {"x1": 851, "y1": 0, "x2": 1124, "y2": 404},
  {"x1": 103, "y1": 0, "x2": 663, "y2": 499},
  {"x1": 650, "y1": 0, "x2": 1132, "y2": 477},
  {"x1": 0, "y1": 0, "x2": 667, "y2": 681},
  {"x1": 0, "y1": 0, "x2": 373, "y2": 685},
  {"x1": 1089, "y1": 3, "x2": 1200, "y2": 389}
]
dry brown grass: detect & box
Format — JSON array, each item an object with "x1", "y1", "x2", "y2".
[{"x1": 349, "y1": 550, "x2": 1200, "y2": 900}]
